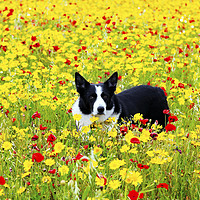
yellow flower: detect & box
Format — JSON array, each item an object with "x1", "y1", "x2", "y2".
[
  {"x1": 90, "y1": 116, "x2": 99, "y2": 123},
  {"x1": 0, "y1": 189, "x2": 4, "y2": 196},
  {"x1": 95, "y1": 176, "x2": 105, "y2": 186},
  {"x1": 22, "y1": 172, "x2": 31, "y2": 178},
  {"x1": 120, "y1": 168, "x2": 128, "y2": 179},
  {"x1": 109, "y1": 159, "x2": 126, "y2": 170},
  {"x1": 42, "y1": 176, "x2": 51, "y2": 183},
  {"x1": 133, "y1": 113, "x2": 143, "y2": 122},
  {"x1": 23, "y1": 160, "x2": 33, "y2": 172},
  {"x1": 73, "y1": 114, "x2": 82, "y2": 121},
  {"x1": 93, "y1": 146, "x2": 102, "y2": 155},
  {"x1": 146, "y1": 150, "x2": 154, "y2": 157},
  {"x1": 54, "y1": 142, "x2": 65, "y2": 153},
  {"x1": 45, "y1": 158, "x2": 55, "y2": 166},
  {"x1": 106, "y1": 141, "x2": 113, "y2": 147},
  {"x1": 120, "y1": 145, "x2": 130, "y2": 153},
  {"x1": 2, "y1": 141, "x2": 12, "y2": 150},
  {"x1": 82, "y1": 126, "x2": 90, "y2": 133},
  {"x1": 17, "y1": 187, "x2": 26, "y2": 194},
  {"x1": 125, "y1": 171, "x2": 143, "y2": 186},
  {"x1": 108, "y1": 129, "x2": 117, "y2": 137},
  {"x1": 129, "y1": 148, "x2": 138, "y2": 154},
  {"x1": 108, "y1": 180, "x2": 121, "y2": 190},
  {"x1": 131, "y1": 171, "x2": 143, "y2": 186},
  {"x1": 141, "y1": 128, "x2": 150, "y2": 139},
  {"x1": 89, "y1": 135, "x2": 96, "y2": 142},
  {"x1": 58, "y1": 165, "x2": 69, "y2": 176}
]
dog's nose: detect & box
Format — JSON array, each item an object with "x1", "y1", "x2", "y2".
[{"x1": 97, "y1": 106, "x2": 105, "y2": 114}]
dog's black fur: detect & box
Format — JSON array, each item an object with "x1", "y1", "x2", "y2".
[{"x1": 73, "y1": 72, "x2": 169, "y2": 128}]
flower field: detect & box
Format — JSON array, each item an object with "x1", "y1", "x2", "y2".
[{"x1": 0, "y1": 0, "x2": 200, "y2": 199}]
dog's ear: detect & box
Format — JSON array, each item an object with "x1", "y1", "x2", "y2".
[
  {"x1": 75, "y1": 72, "x2": 90, "y2": 94},
  {"x1": 104, "y1": 72, "x2": 118, "y2": 92}
]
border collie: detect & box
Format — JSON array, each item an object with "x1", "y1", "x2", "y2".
[{"x1": 72, "y1": 72, "x2": 169, "y2": 129}]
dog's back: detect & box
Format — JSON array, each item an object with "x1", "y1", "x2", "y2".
[{"x1": 116, "y1": 85, "x2": 169, "y2": 127}]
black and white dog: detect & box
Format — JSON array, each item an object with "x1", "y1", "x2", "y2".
[{"x1": 72, "y1": 72, "x2": 169, "y2": 129}]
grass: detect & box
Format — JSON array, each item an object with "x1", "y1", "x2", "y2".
[{"x1": 0, "y1": 0, "x2": 200, "y2": 199}]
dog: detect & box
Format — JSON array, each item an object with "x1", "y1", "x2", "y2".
[{"x1": 72, "y1": 72, "x2": 169, "y2": 129}]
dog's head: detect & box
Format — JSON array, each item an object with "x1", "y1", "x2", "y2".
[{"x1": 75, "y1": 72, "x2": 118, "y2": 116}]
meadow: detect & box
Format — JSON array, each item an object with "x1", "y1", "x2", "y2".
[{"x1": 0, "y1": 0, "x2": 200, "y2": 199}]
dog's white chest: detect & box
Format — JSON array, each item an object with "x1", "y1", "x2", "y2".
[{"x1": 72, "y1": 98, "x2": 117, "y2": 129}]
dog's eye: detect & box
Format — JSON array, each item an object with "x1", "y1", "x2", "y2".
[
  {"x1": 89, "y1": 95, "x2": 96, "y2": 100},
  {"x1": 102, "y1": 94, "x2": 108, "y2": 100}
]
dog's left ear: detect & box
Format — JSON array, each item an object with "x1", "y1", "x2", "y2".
[
  {"x1": 104, "y1": 72, "x2": 118, "y2": 92},
  {"x1": 75, "y1": 72, "x2": 90, "y2": 94}
]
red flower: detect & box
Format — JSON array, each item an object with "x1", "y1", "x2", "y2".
[
  {"x1": 137, "y1": 163, "x2": 149, "y2": 170},
  {"x1": 163, "y1": 109, "x2": 170, "y2": 115},
  {"x1": 11, "y1": 118, "x2": 16, "y2": 122},
  {"x1": 165, "y1": 124, "x2": 176, "y2": 132},
  {"x1": 47, "y1": 134, "x2": 57, "y2": 144},
  {"x1": 168, "y1": 116, "x2": 178, "y2": 123},
  {"x1": 49, "y1": 169, "x2": 56, "y2": 174},
  {"x1": 128, "y1": 190, "x2": 144, "y2": 200},
  {"x1": 32, "y1": 135, "x2": 39, "y2": 141},
  {"x1": 32, "y1": 153, "x2": 44, "y2": 162},
  {"x1": 120, "y1": 126, "x2": 128, "y2": 135},
  {"x1": 130, "y1": 138, "x2": 140, "y2": 144},
  {"x1": 178, "y1": 48, "x2": 183, "y2": 53},
  {"x1": 75, "y1": 152, "x2": 89, "y2": 162},
  {"x1": 0, "y1": 176, "x2": 5, "y2": 185},
  {"x1": 157, "y1": 183, "x2": 169, "y2": 190},
  {"x1": 65, "y1": 59, "x2": 71, "y2": 65},
  {"x1": 32, "y1": 111, "x2": 41, "y2": 119},
  {"x1": 139, "y1": 119, "x2": 149, "y2": 125},
  {"x1": 33, "y1": 42, "x2": 40, "y2": 48},
  {"x1": 53, "y1": 46, "x2": 60, "y2": 51},
  {"x1": 40, "y1": 124, "x2": 47, "y2": 130},
  {"x1": 82, "y1": 46, "x2": 87, "y2": 50},
  {"x1": 84, "y1": 145, "x2": 88, "y2": 150},
  {"x1": 178, "y1": 83, "x2": 185, "y2": 88},
  {"x1": 164, "y1": 56, "x2": 173, "y2": 62},
  {"x1": 31, "y1": 36, "x2": 37, "y2": 41}
]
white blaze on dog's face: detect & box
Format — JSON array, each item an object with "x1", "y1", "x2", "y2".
[{"x1": 92, "y1": 85, "x2": 106, "y2": 116}]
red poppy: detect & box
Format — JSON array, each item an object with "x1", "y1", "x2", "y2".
[
  {"x1": 31, "y1": 36, "x2": 37, "y2": 41},
  {"x1": 32, "y1": 111, "x2": 41, "y2": 119},
  {"x1": 165, "y1": 124, "x2": 176, "y2": 132},
  {"x1": 163, "y1": 109, "x2": 170, "y2": 114},
  {"x1": 32, "y1": 135, "x2": 39, "y2": 141},
  {"x1": 75, "y1": 152, "x2": 89, "y2": 162},
  {"x1": 11, "y1": 118, "x2": 16, "y2": 122},
  {"x1": 128, "y1": 190, "x2": 144, "y2": 200},
  {"x1": 0, "y1": 176, "x2": 5, "y2": 185},
  {"x1": 130, "y1": 138, "x2": 140, "y2": 144},
  {"x1": 120, "y1": 126, "x2": 128, "y2": 135},
  {"x1": 53, "y1": 46, "x2": 60, "y2": 51},
  {"x1": 33, "y1": 42, "x2": 40, "y2": 48},
  {"x1": 49, "y1": 169, "x2": 56, "y2": 174},
  {"x1": 139, "y1": 119, "x2": 149, "y2": 125},
  {"x1": 157, "y1": 183, "x2": 169, "y2": 190},
  {"x1": 137, "y1": 163, "x2": 149, "y2": 170},
  {"x1": 40, "y1": 124, "x2": 47, "y2": 130},
  {"x1": 32, "y1": 153, "x2": 44, "y2": 162},
  {"x1": 65, "y1": 59, "x2": 71, "y2": 65},
  {"x1": 47, "y1": 134, "x2": 57, "y2": 145},
  {"x1": 168, "y1": 116, "x2": 178, "y2": 123},
  {"x1": 84, "y1": 145, "x2": 88, "y2": 149},
  {"x1": 82, "y1": 46, "x2": 87, "y2": 50},
  {"x1": 164, "y1": 56, "x2": 173, "y2": 62}
]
